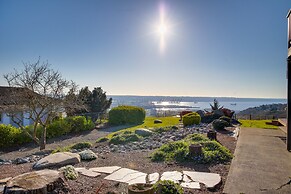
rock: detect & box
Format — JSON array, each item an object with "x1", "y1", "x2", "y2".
[
  {"x1": 154, "y1": 119, "x2": 163, "y2": 124},
  {"x1": 161, "y1": 171, "x2": 183, "y2": 183},
  {"x1": 79, "y1": 150, "x2": 97, "y2": 160},
  {"x1": 181, "y1": 182, "x2": 200, "y2": 189},
  {"x1": 104, "y1": 168, "x2": 147, "y2": 185},
  {"x1": 135, "y1": 128, "x2": 153, "y2": 137},
  {"x1": 75, "y1": 168, "x2": 101, "y2": 177},
  {"x1": 33, "y1": 152, "x2": 80, "y2": 169},
  {"x1": 182, "y1": 174, "x2": 192, "y2": 183},
  {"x1": 15, "y1": 157, "x2": 30, "y2": 164},
  {"x1": 4, "y1": 170, "x2": 63, "y2": 193},
  {"x1": 89, "y1": 166, "x2": 121, "y2": 174},
  {"x1": 148, "y1": 173, "x2": 159, "y2": 184},
  {"x1": 196, "y1": 110, "x2": 205, "y2": 117},
  {"x1": 59, "y1": 165, "x2": 78, "y2": 180},
  {"x1": 183, "y1": 171, "x2": 221, "y2": 189},
  {"x1": 0, "y1": 177, "x2": 12, "y2": 184}
]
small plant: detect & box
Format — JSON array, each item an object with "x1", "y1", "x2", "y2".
[
  {"x1": 153, "y1": 180, "x2": 183, "y2": 194},
  {"x1": 52, "y1": 146, "x2": 71, "y2": 154},
  {"x1": 96, "y1": 137, "x2": 109, "y2": 143},
  {"x1": 219, "y1": 116, "x2": 231, "y2": 124},
  {"x1": 210, "y1": 99, "x2": 223, "y2": 111},
  {"x1": 212, "y1": 119, "x2": 229, "y2": 130},
  {"x1": 59, "y1": 165, "x2": 78, "y2": 180},
  {"x1": 71, "y1": 142, "x2": 92, "y2": 150},
  {"x1": 109, "y1": 131, "x2": 141, "y2": 144},
  {"x1": 79, "y1": 149, "x2": 97, "y2": 160},
  {"x1": 182, "y1": 112, "x2": 201, "y2": 126}
]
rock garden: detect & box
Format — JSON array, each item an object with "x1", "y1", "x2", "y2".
[{"x1": 0, "y1": 105, "x2": 239, "y2": 194}]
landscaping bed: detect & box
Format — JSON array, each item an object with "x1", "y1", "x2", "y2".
[{"x1": 0, "y1": 130, "x2": 236, "y2": 194}]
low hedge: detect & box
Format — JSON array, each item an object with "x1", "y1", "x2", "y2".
[
  {"x1": 0, "y1": 116, "x2": 95, "y2": 148},
  {"x1": 182, "y1": 112, "x2": 201, "y2": 126},
  {"x1": 108, "y1": 105, "x2": 146, "y2": 125}
]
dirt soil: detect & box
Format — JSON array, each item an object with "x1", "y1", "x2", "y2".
[{"x1": 0, "y1": 131, "x2": 236, "y2": 194}]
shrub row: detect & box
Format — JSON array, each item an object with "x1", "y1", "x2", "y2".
[
  {"x1": 0, "y1": 116, "x2": 95, "y2": 148},
  {"x1": 108, "y1": 105, "x2": 146, "y2": 125}
]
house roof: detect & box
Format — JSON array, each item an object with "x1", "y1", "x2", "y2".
[{"x1": 0, "y1": 86, "x2": 41, "y2": 112}]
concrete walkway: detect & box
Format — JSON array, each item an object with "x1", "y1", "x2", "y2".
[{"x1": 223, "y1": 127, "x2": 291, "y2": 193}]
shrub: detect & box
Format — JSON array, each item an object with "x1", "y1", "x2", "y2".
[
  {"x1": 108, "y1": 105, "x2": 146, "y2": 125},
  {"x1": 96, "y1": 137, "x2": 109, "y2": 143},
  {"x1": 219, "y1": 116, "x2": 231, "y2": 124},
  {"x1": 67, "y1": 116, "x2": 95, "y2": 132},
  {"x1": 201, "y1": 113, "x2": 221, "y2": 123},
  {"x1": 46, "y1": 119, "x2": 71, "y2": 139},
  {"x1": 109, "y1": 131, "x2": 141, "y2": 144},
  {"x1": 59, "y1": 165, "x2": 78, "y2": 180},
  {"x1": 212, "y1": 119, "x2": 229, "y2": 130},
  {"x1": 182, "y1": 112, "x2": 201, "y2": 126},
  {"x1": 151, "y1": 134, "x2": 233, "y2": 164},
  {"x1": 70, "y1": 142, "x2": 92, "y2": 150},
  {"x1": 0, "y1": 124, "x2": 31, "y2": 148},
  {"x1": 153, "y1": 180, "x2": 183, "y2": 194},
  {"x1": 52, "y1": 146, "x2": 71, "y2": 154}
]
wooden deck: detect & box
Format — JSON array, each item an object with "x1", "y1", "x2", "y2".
[{"x1": 278, "y1": 118, "x2": 287, "y2": 134}]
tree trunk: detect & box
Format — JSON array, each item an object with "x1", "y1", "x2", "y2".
[{"x1": 39, "y1": 127, "x2": 47, "y2": 150}]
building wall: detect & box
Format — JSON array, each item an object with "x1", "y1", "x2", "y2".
[{"x1": 0, "y1": 112, "x2": 34, "y2": 127}]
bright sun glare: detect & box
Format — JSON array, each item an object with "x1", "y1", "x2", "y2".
[{"x1": 155, "y1": 4, "x2": 171, "y2": 53}]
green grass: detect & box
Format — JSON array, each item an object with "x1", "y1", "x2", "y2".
[
  {"x1": 150, "y1": 134, "x2": 233, "y2": 164},
  {"x1": 106, "y1": 116, "x2": 180, "y2": 139},
  {"x1": 52, "y1": 141, "x2": 92, "y2": 154},
  {"x1": 239, "y1": 120, "x2": 278, "y2": 129}
]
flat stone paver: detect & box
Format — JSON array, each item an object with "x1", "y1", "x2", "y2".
[
  {"x1": 90, "y1": 166, "x2": 121, "y2": 174},
  {"x1": 183, "y1": 171, "x2": 221, "y2": 189},
  {"x1": 0, "y1": 177, "x2": 12, "y2": 184},
  {"x1": 75, "y1": 168, "x2": 101, "y2": 177},
  {"x1": 181, "y1": 182, "x2": 200, "y2": 189},
  {"x1": 224, "y1": 127, "x2": 291, "y2": 193},
  {"x1": 182, "y1": 174, "x2": 192, "y2": 183},
  {"x1": 104, "y1": 168, "x2": 147, "y2": 184},
  {"x1": 161, "y1": 171, "x2": 183, "y2": 183},
  {"x1": 148, "y1": 172, "x2": 159, "y2": 184}
]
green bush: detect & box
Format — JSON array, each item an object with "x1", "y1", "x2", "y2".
[
  {"x1": 153, "y1": 180, "x2": 183, "y2": 194},
  {"x1": 96, "y1": 137, "x2": 109, "y2": 143},
  {"x1": 150, "y1": 134, "x2": 232, "y2": 164},
  {"x1": 70, "y1": 142, "x2": 92, "y2": 150},
  {"x1": 182, "y1": 112, "x2": 201, "y2": 126},
  {"x1": 0, "y1": 124, "x2": 31, "y2": 148},
  {"x1": 219, "y1": 116, "x2": 231, "y2": 124},
  {"x1": 212, "y1": 119, "x2": 229, "y2": 130},
  {"x1": 46, "y1": 119, "x2": 71, "y2": 139},
  {"x1": 108, "y1": 105, "x2": 146, "y2": 125},
  {"x1": 109, "y1": 131, "x2": 141, "y2": 144}
]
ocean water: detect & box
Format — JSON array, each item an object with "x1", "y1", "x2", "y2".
[{"x1": 109, "y1": 95, "x2": 287, "y2": 116}]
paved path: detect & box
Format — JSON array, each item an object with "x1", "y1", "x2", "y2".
[{"x1": 223, "y1": 127, "x2": 291, "y2": 193}]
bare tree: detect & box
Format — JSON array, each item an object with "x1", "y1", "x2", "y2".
[{"x1": 3, "y1": 58, "x2": 81, "y2": 150}]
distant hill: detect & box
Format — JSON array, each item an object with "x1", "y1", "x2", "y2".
[{"x1": 237, "y1": 103, "x2": 287, "y2": 119}]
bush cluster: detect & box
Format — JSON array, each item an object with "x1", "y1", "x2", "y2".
[
  {"x1": 182, "y1": 112, "x2": 201, "y2": 126},
  {"x1": 150, "y1": 134, "x2": 232, "y2": 164},
  {"x1": 108, "y1": 105, "x2": 146, "y2": 125},
  {"x1": 0, "y1": 116, "x2": 95, "y2": 148},
  {"x1": 212, "y1": 119, "x2": 230, "y2": 130},
  {"x1": 153, "y1": 180, "x2": 183, "y2": 194},
  {"x1": 109, "y1": 131, "x2": 141, "y2": 144},
  {"x1": 0, "y1": 124, "x2": 30, "y2": 148}
]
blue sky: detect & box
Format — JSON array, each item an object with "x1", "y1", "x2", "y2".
[{"x1": 0, "y1": 0, "x2": 290, "y2": 98}]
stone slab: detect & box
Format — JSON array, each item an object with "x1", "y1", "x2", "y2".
[
  {"x1": 75, "y1": 168, "x2": 101, "y2": 177},
  {"x1": 104, "y1": 168, "x2": 147, "y2": 184},
  {"x1": 90, "y1": 166, "x2": 121, "y2": 174},
  {"x1": 182, "y1": 174, "x2": 192, "y2": 183},
  {"x1": 183, "y1": 171, "x2": 221, "y2": 189},
  {"x1": 4, "y1": 170, "x2": 62, "y2": 193},
  {"x1": 160, "y1": 171, "x2": 183, "y2": 183},
  {"x1": 33, "y1": 152, "x2": 80, "y2": 169},
  {"x1": 148, "y1": 172, "x2": 159, "y2": 184},
  {"x1": 0, "y1": 177, "x2": 12, "y2": 184},
  {"x1": 181, "y1": 182, "x2": 200, "y2": 189}
]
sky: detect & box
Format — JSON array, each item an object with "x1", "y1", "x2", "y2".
[{"x1": 0, "y1": 0, "x2": 290, "y2": 99}]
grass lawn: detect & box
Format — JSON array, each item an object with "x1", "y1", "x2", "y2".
[
  {"x1": 106, "y1": 116, "x2": 180, "y2": 138},
  {"x1": 239, "y1": 120, "x2": 278, "y2": 129}
]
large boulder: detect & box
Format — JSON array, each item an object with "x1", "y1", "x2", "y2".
[
  {"x1": 154, "y1": 119, "x2": 163, "y2": 124},
  {"x1": 4, "y1": 170, "x2": 65, "y2": 193},
  {"x1": 135, "y1": 128, "x2": 153, "y2": 137},
  {"x1": 33, "y1": 152, "x2": 80, "y2": 169}
]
